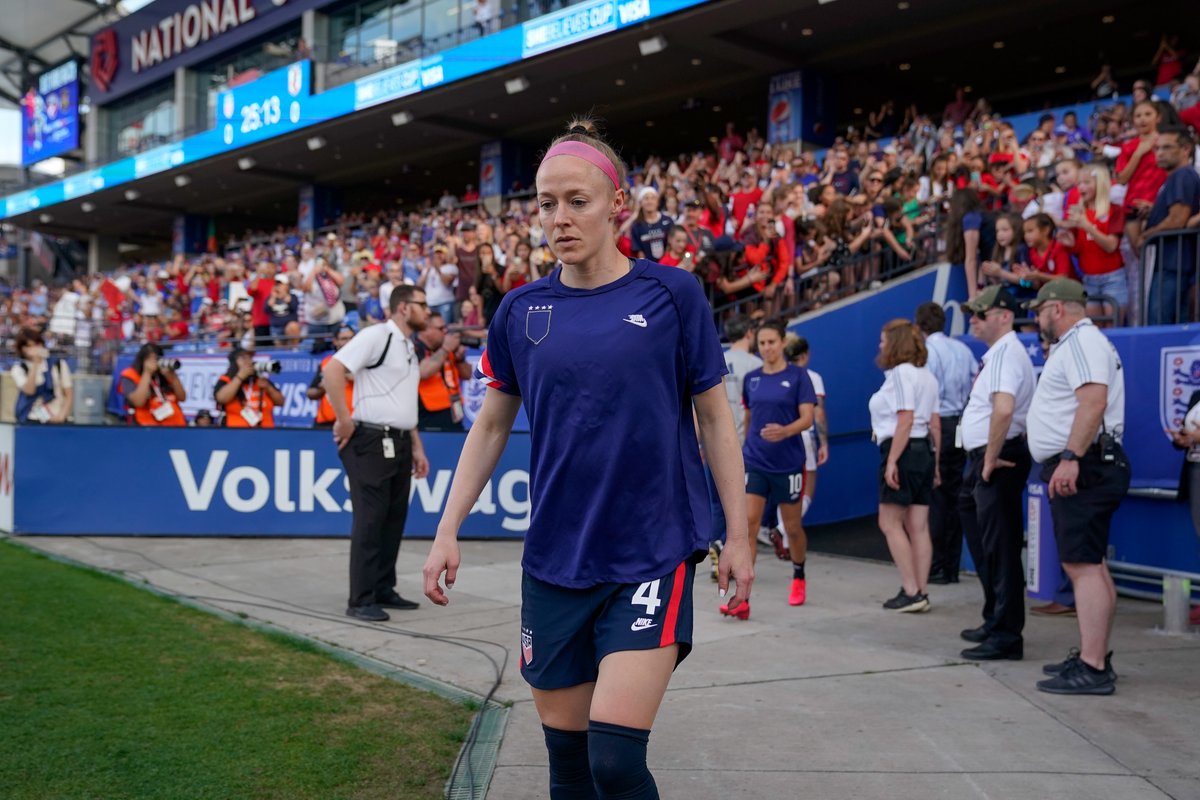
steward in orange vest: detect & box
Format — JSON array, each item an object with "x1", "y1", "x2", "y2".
[{"x1": 309, "y1": 327, "x2": 356, "y2": 427}]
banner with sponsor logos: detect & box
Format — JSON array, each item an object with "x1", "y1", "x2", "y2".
[{"x1": 7, "y1": 425, "x2": 529, "y2": 537}]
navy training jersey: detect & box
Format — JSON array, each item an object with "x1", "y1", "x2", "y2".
[
  {"x1": 476, "y1": 259, "x2": 727, "y2": 588},
  {"x1": 742, "y1": 364, "x2": 817, "y2": 473}
]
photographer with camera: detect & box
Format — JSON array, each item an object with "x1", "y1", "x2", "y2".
[
  {"x1": 214, "y1": 347, "x2": 284, "y2": 428},
  {"x1": 412, "y1": 311, "x2": 473, "y2": 432},
  {"x1": 11, "y1": 327, "x2": 72, "y2": 424},
  {"x1": 119, "y1": 343, "x2": 187, "y2": 426}
]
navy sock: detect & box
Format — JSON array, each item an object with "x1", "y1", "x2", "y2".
[
  {"x1": 588, "y1": 720, "x2": 658, "y2": 799},
  {"x1": 543, "y1": 725, "x2": 597, "y2": 800},
  {"x1": 793, "y1": 561, "x2": 806, "y2": 580}
]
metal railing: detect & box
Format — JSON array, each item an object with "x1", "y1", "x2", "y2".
[
  {"x1": 1140, "y1": 229, "x2": 1200, "y2": 327},
  {"x1": 708, "y1": 224, "x2": 942, "y2": 325}
]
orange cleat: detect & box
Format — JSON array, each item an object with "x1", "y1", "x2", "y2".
[
  {"x1": 788, "y1": 578, "x2": 806, "y2": 606},
  {"x1": 768, "y1": 528, "x2": 790, "y2": 560},
  {"x1": 719, "y1": 600, "x2": 751, "y2": 620}
]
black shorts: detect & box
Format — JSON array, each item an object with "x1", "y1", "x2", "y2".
[
  {"x1": 879, "y1": 438, "x2": 934, "y2": 507},
  {"x1": 1040, "y1": 446, "x2": 1131, "y2": 565},
  {"x1": 746, "y1": 469, "x2": 806, "y2": 505},
  {"x1": 519, "y1": 560, "x2": 695, "y2": 690}
]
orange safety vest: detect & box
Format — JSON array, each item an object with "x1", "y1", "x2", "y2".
[
  {"x1": 120, "y1": 367, "x2": 186, "y2": 427},
  {"x1": 418, "y1": 348, "x2": 461, "y2": 413},
  {"x1": 315, "y1": 354, "x2": 354, "y2": 425},
  {"x1": 217, "y1": 374, "x2": 276, "y2": 428}
]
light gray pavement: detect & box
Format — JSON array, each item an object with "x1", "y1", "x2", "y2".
[{"x1": 18, "y1": 535, "x2": 1200, "y2": 800}]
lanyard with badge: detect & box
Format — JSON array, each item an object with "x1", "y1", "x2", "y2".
[
  {"x1": 364, "y1": 331, "x2": 409, "y2": 459},
  {"x1": 151, "y1": 376, "x2": 177, "y2": 422},
  {"x1": 240, "y1": 380, "x2": 264, "y2": 427}
]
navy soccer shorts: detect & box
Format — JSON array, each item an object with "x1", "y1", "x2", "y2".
[
  {"x1": 519, "y1": 560, "x2": 695, "y2": 690},
  {"x1": 746, "y1": 468, "x2": 806, "y2": 506}
]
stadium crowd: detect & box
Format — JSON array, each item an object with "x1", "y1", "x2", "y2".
[{"x1": 5, "y1": 49, "x2": 1200, "y2": 373}]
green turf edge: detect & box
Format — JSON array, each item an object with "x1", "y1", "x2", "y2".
[{"x1": 2, "y1": 536, "x2": 510, "y2": 800}]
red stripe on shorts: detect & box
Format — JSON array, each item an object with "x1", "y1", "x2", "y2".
[{"x1": 659, "y1": 561, "x2": 687, "y2": 647}]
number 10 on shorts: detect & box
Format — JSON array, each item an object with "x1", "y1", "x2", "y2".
[
  {"x1": 632, "y1": 580, "x2": 661, "y2": 614},
  {"x1": 789, "y1": 473, "x2": 804, "y2": 496}
]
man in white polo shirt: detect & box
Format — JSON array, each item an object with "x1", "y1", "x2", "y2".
[
  {"x1": 1026, "y1": 279, "x2": 1130, "y2": 695},
  {"x1": 323, "y1": 284, "x2": 430, "y2": 622},
  {"x1": 956, "y1": 286, "x2": 1035, "y2": 661}
]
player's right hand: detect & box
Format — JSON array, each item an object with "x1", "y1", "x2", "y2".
[
  {"x1": 423, "y1": 534, "x2": 461, "y2": 606},
  {"x1": 718, "y1": 533, "x2": 754, "y2": 612}
]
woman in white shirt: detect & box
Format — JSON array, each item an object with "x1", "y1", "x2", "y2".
[{"x1": 868, "y1": 319, "x2": 940, "y2": 613}]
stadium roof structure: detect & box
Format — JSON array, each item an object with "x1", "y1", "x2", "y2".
[{"x1": 0, "y1": 0, "x2": 127, "y2": 109}]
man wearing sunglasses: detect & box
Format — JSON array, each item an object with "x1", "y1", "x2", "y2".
[
  {"x1": 956, "y1": 287, "x2": 1034, "y2": 662},
  {"x1": 1026, "y1": 279, "x2": 1129, "y2": 695},
  {"x1": 324, "y1": 285, "x2": 432, "y2": 622}
]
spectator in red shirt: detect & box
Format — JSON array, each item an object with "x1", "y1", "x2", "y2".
[
  {"x1": 718, "y1": 122, "x2": 744, "y2": 163},
  {"x1": 1018, "y1": 214, "x2": 1072, "y2": 290},
  {"x1": 1057, "y1": 166, "x2": 1128, "y2": 324},
  {"x1": 943, "y1": 87, "x2": 973, "y2": 127},
  {"x1": 247, "y1": 260, "x2": 277, "y2": 345},
  {"x1": 730, "y1": 171, "x2": 764, "y2": 235},
  {"x1": 1153, "y1": 34, "x2": 1187, "y2": 88},
  {"x1": 1116, "y1": 100, "x2": 1168, "y2": 251}
]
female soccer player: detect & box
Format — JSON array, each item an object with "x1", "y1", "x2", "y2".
[
  {"x1": 721, "y1": 320, "x2": 815, "y2": 618},
  {"x1": 423, "y1": 118, "x2": 753, "y2": 800}
]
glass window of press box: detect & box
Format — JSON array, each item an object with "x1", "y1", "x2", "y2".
[
  {"x1": 193, "y1": 24, "x2": 304, "y2": 131},
  {"x1": 106, "y1": 83, "x2": 176, "y2": 161},
  {"x1": 325, "y1": 0, "x2": 566, "y2": 75}
]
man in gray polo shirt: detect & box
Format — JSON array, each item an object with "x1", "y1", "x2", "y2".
[{"x1": 1026, "y1": 279, "x2": 1130, "y2": 695}]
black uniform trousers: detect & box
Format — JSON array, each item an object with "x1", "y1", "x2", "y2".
[
  {"x1": 339, "y1": 425, "x2": 413, "y2": 608},
  {"x1": 959, "y1": 436, "x2": 1032, "y2": 648},
  {"x1": 930, "y1": 414, "x2": 966, "y2": 579}
]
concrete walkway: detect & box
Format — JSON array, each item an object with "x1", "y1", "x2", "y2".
[{"x1": 19, "y1": 535, "x2": 1200, "y2": 800}]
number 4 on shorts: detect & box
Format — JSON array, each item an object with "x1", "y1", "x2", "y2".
[{"x1": 632, "y1": 580, "x2": 662, "y2": 615}]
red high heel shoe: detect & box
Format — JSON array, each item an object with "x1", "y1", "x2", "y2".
[{"x1": 719, "y1": 600, "x2": 750, "y2": 620}]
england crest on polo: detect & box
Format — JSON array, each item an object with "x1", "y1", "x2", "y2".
[{"x1": 1160, "y1": 346, "x2": 1200, "y2": 436}]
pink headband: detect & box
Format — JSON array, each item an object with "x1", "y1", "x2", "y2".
[{"x1": 541, "y1": 141, "x2": 620, "y2": 190}]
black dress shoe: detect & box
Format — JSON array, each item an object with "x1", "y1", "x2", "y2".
[
  {"x1": 346, "y1": 604, "x2": 390, "y2": 622},
  {"x1": 960, "y1": 625, "x2": 990, "y2": 643},
  {"x1": 928, "y1": 570, "x2": 949, "y2": 585},
  {"x1": 961, "y1": 640, "x2": 1023, "y2": 661},
  {"x1": 376, "y1": 591, "x2": 420, "y2": 610}
]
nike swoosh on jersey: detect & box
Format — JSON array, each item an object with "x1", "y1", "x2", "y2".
[
  {"x1": 623, "y1": 317, "x2": 648, "y2": 328},
  {"x1": 630, "y1": 619, "x2": 658, "y2": 631}
]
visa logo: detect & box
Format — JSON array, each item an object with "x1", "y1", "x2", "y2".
[
  {"x1": 617, "y1": 0, "x2": 650, "y2": 25},
  {"x1": 421, "y1": 65, "x2": 444, "y2": 87}
]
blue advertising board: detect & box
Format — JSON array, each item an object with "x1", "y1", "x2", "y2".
[
  {"x1": 9, "y1": 425, "x2": 531, "y2": 538},
  {"x1": 21, "y1": 61, "x2": 81, "y2": 166},
  {"x1": 767, "y1": 69, "x2": 834, "y2": 147},
  {"x1": 2, "y1": 0, "x2": 713, "y2": 220},
  {"x1": 480, "y1": 141, "x2": 503, "y2": 199}
]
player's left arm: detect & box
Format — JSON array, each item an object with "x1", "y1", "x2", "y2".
[{"x1": 695, "y1": 385, "x2": 753, "y2": 608}]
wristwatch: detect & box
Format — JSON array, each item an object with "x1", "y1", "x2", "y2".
[{"x1": 1059, "y1": 450, "x2": 1079, "y2": 462}]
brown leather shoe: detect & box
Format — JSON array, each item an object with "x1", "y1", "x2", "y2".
[{"x1": 1030, "y1": 601, "x2": 1076, "y2": 617}]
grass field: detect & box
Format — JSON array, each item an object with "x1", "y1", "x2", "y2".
[{"x1": 0, "y1": 541, "x2": 473, "y2": 800}]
